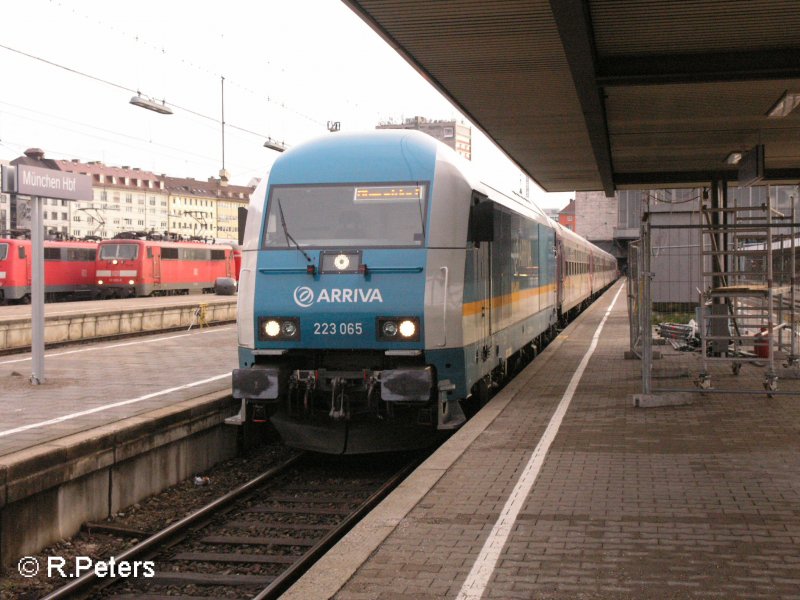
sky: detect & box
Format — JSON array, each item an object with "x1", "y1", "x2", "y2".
[{"x1": 0, "y1": 0, "x2": 573, "y2": 210}]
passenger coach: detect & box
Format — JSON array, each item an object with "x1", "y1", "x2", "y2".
[{"x1": 233, "y1": 130, "x2": 616, "y2": 454}]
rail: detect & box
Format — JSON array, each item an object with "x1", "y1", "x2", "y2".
[
  {"x1": 40, "y1": 453, "x2": 305, "y2": 600},
  {"x1": 41, "y1": 451, "x2": 423, "y2": 600},
  {"x1": 252, "y1": 456, "x2": 422, "y2": 600}
]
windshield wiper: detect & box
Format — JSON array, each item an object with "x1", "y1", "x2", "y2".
[
  {"x1": 277, "y1": 198, "x2": 313, "y2": 264},
  {"x1": 417, "y1": 183, "x2": 426, "y2": 241}
]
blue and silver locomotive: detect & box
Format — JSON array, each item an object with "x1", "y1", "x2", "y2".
[{"x1": 233, "y1": 130, "x2": 616, "y2": 453}]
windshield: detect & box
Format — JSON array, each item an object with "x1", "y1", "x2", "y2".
[
  {"x1": 99, "y1": 244, "x2": 139, "y2": 260},
  {"x1": 0, "y1": 243, "x2": 7, "y2": 261},
  {"x1": 263, "y1": 183, "x2": 427, "y2": 249}
]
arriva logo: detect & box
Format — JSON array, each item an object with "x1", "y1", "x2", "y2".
[
  {"x1": 293, "y1": 286, "x2": 315, "y2": 308},
  {"x1": 292, "y1": 286, "x2": 383, "y2": 308}
]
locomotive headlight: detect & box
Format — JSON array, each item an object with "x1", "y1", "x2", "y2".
[
  {"x1": 128, "y1": 279, "x2": 135, "y2": 285},
  {"x1": 259, "y1": 317, "x2": 300, "y2": 341},
  {"x1": 264, "y1": 319, "x2": 281, "y2": 337},
  {"x1": 281, "y1": 320, "x2": 297, "y2": 337},
  {"x1": 399, "y1": 319, "x2": 417, "y2": 338},
  {"x1": 377, "y1": 317, "x2": 420, "y2": 341},
  {"x1": 112, "y1": 259, "x2": 118, "y2": 265},
  {"x1": 97, "y1": 280, "x2": 104, "y2": 285}
]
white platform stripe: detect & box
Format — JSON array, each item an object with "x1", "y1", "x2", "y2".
[{"x1": 456, "y1": 283, "x2": 625, "y2": 600}]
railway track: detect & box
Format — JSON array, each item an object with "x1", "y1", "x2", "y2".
[{"x1": 42, "y1": 451, "x2": 423, "y2": 600}]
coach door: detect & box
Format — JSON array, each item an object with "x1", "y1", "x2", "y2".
[
  {"x1": 468, "y1": 192, "x2": 494, "y2": 362},
  {"x1": 21, "y1": 244, "x2": 31, "y2": 287},
  {"x1": 152, "y1": 247, "x2": 161, "y2": 284},
  {"x1": 476, "y1": 242, "x2": 492, "y2": 359},
  {"x1": 555, "y1": 237, "x2": 564, "y2": 309}
]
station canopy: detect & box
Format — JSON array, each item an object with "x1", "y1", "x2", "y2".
[{"x1": 344, "y1": 1, "x2": 800, "y2": 196}]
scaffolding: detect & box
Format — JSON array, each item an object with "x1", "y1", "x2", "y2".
[
  {"x1": 626, "y1": 239, "x2": 642, "y2": 359},
  {"x1": 697, "y1": 192, "x2": 798, "y2": 392}
]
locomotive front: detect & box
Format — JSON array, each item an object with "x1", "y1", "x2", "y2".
[
  {"x1": 234, "y1": 132, "x2": 465, "y2": 454},
  {"x1": 96, "y1": 240, "x2": 143, "y2": 298}
]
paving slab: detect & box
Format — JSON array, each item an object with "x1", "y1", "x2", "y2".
[
  {"x1": 285, "y1": 280, "x2": 800, "y2": 599},
  {"x1": 0, "y1": 324, "x2": 238, "y2": 457}
]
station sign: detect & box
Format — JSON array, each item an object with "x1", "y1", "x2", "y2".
[{"x1": 1, "y1": 164, "x2": 92, "y2": 201}]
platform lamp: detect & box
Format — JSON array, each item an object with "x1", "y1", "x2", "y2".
[
  {"x1": 263, "y1": 138, "x2": 287, "y2": 152},
  {"x1": 129, "y1": 92, "x2": 173, "y2": 115}
]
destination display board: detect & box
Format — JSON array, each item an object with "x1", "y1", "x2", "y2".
[{"x1": 354, "y1": 185, "x2": 423, "y2": 202}]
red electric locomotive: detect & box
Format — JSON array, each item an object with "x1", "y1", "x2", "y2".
[
  {"x1": 0, "y1": 237, "x2": 98, "y2": 304},
  {"x1": 215, "y1": 239, "x2": 242, "y2": 279},
  {"x1": 95, "y1": 238, "x2": 236, "y2": 298}
]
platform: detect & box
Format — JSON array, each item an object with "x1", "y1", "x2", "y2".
[
  {"x1": 0, "y1": 325, "x2": 240, "y2": 565},
  {"x1": 0, "y1": 294, "x2": 237, "y2": 352},
  {"x1": 285, "y1": 279, "x2": 800, "y2": 599}
]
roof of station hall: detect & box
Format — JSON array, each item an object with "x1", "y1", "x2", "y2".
[{"x1": 344, "y1": 0, "x2": 800, "y2": 196}]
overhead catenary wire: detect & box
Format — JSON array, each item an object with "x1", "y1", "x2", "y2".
[
  {"x1": 0, "y1": 100, "x2": 220, "y2": 164},
  {"x1": 43, "y1": 0, "x2": 329, "y2": 127},
  {"x1": 0, "y1": 101, "x2": 268, "y2": 180},
  {"x1": 0, "y1": 42, "x2": 288, "y2": 145}
]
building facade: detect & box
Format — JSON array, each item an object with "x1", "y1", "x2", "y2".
[
  {"x1": 558, "y1": 199, "x2": 576, "y2": 231},
  {"x1": 0, "y1": 159, "x2": 10, "y2": 231},
  {"x1": 4, "y1": 148, "x2": 254, "y2": 242},
  {"x1": 164, "y1": 177, "x2": 251, "y2": 242},
  {"x1": 376, "y1": 116, "x2": 472, "y2": 160},
  {"x1": 57, "y1": 160, "x2": 169, "y2": 239}
]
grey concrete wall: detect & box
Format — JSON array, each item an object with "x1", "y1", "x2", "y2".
[
  {"x1": 0, "y1": 300, "x2": 237, "y2": 351},
  {"x1": 575, "y1": 189, "x2": 704, "y2": 305},
  {"x1": 575, "y1": 191, "x2": 616, "y2": 241}
]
